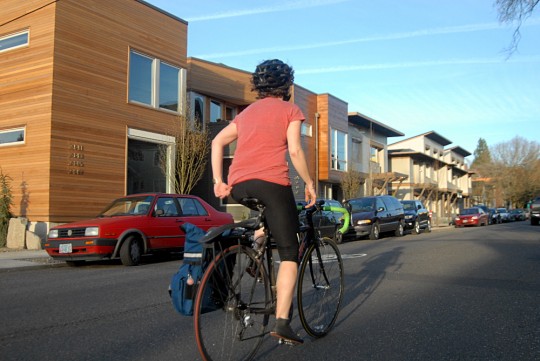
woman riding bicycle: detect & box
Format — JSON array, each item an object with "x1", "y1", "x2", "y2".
[{"x1": 211, "y1": 58, "x2": 317, "y2": 345}]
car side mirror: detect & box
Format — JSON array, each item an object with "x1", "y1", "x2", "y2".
[
  {"x1": 417, "y1": 205, "x2": 422, "y2": 210},
  {"x1": 155, "y1": 209, "x2": 164, "y2": 217},
  {"x1": 377, "y1": 207, "x2": 385, "y2": 212}
]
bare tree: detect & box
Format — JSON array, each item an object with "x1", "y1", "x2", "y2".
[
  {"x1": 495, "y1": 0, "x2": 539, "y2": 56},
  {"x1": 340, "y1": 170, "x2": 363, "y2": 201},
  {"x1": 489, "y1": 135, "x2": 540, "y2": 206},
  {"x1": 160, "y1": 114, "x2": 210, "y2": 195}
]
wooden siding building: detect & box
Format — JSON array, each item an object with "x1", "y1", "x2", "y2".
[{"x1": 1, "y1": 0, "x2": 187, "y2": 234}]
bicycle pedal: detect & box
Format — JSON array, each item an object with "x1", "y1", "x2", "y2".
[{"x1": 278, "y1": 338, "x2": 297, "y2": 346}]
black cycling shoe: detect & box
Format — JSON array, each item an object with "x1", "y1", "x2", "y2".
[{"x1": 270, "y1": 318, "x2": 304, "y2": 345}]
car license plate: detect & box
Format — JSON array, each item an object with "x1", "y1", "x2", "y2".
[
  {"x1": 463, "y1": 220, "x2": 468, "y2": 223},
  {"x1": 59, "y1": 243, "x2": 73, "y2": 254}
]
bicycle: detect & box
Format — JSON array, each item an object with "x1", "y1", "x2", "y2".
[{"x1": 193, "y1": 198, "x2": 348, "y2": 361}]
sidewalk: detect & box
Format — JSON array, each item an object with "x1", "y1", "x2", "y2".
[{"x1": 0, "y1": 248, "x2": 63, "y2": 270}]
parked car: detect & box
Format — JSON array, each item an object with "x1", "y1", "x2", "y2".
[
  {"x1": 497, "y1": 207, "x2": 511, "y2": 222},
  {"x1": 43, "y1": 193, "x2": 234, "y2": 266},
  {"x1": 531, "y1": 197, "x2": 540, "y2": 226},
  {"x1": 400, "y1": 200, "x2": 432, "y2": 234},
  {"x1": 297, "y1": 199, "x2": 347, "y2": 243},
  {"x1": 343, "y1": 195, "x2": 404, "y2": 240},
  {"x1": 454, "y1": 207, "x2": 489, "y2": 227},
  {"x1": 489, "y1": 208, "x2": 502, "y2": 224},
  {"x1": 509, "y1": 209, "x2": 526, "y2": 221},
  {"x1": 475, "y1": 205, "x2": 495, "y2": 225}
]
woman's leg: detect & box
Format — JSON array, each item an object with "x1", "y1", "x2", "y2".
[
  {"x1": 275, "y1": 260, "x2": 298, "y2": 319},
  {"x1": 232, "y1": 180, "x2": 303, "y2": 343}
]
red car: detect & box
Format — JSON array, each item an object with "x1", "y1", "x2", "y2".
[
  {"x1": 454, "y1": 207, "x2": 489, "y2": 228},
  {"x1": 43, "y1": 193, "x2": 233, "y2": 266}
]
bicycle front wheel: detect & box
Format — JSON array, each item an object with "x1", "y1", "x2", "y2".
[
  {"x1": 297, "y1": 237, "x2": 344, "y2": 338},
  {"x1": 194, "y1": 244, "x2": 271, "y2": 361}
]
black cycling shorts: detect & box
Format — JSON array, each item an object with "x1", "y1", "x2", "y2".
[{"x1": 232, "y1": 179, "x2": 299, "y2": 263}]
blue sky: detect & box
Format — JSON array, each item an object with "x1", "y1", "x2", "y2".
[{"x1": 147, "y1": 0, "x2": 540, "y2": 161}]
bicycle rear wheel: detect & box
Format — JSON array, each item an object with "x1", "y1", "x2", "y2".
[
  {"x1": 297, "y1": 237, "x2": 344, "y2": 338},
  {"x1": 194, "y1": 244, "x2": 271, "y2": 361}
]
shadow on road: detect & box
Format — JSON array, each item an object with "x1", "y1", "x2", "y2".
[{"x1": 336, "y1": 243, "x2": 404, "y2": 329}]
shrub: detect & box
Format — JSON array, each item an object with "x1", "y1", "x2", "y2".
[{"x1": 0, "y1": 169, "x2": 14, "y2": 247}]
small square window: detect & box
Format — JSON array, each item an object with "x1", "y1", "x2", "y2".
[
  {"x1": 0, "y1": 127, "x2": 25, "y2": 146},
  {"x1": 0, "y1": 30, "x2": 29, "y2": 53}
]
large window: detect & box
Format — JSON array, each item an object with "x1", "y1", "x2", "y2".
[
  {"x1": 190, "y1": 93, "x2": 205, "y2": 128},
  {"x1": 0, "y1": 127, "x2": 25, "y2": 146},
  {"x1": 128, "y1": 50, "x2": 184, "y2": 113},
  {"x1": 210, "y1": 100, "x2": 221, "y2": 122},
  {"x1": 330, "y1": 128, "x2": 347, "y2": 171},
  {"x1": 127, "y1": 139, "x2": 166, "y2": 194},
  {"x1": 351, "y1": 138, "x2": 362, "y2": 169},
  {"x1": 0, "y1": 30, "x2": 29, "y2": 53},
  {"x1": 127, "y1": 128, "x2": 175, "y2": 195}
]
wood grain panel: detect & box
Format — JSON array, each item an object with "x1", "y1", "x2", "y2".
[
  {"x1": 187, "y1": 58, "x2": 257, "y2": 105},
  {"x1": 1, "y1": 0, "x2": 188, "y2": 222},
  {"x1": 0, "y1": 1, "x2": 55, "y2": 220}
]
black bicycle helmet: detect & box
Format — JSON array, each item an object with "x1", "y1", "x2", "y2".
[{"x1": 251, "y1": 59, "x2": 294, "y2": 99}]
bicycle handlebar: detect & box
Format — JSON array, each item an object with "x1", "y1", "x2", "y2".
[{"x1": 296, "y1": 204, "x2": 350, "y2": 235}]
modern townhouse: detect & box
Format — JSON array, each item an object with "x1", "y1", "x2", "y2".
[
  {"x1": 1, "y1": 0, "x2": 188, "y2": 236},
  {"x1": 347, "y1": 112, "x2": 406, "y2": 198},
  {"x1": 388, "y1": 131, "x2": 472, "y2": 225}
]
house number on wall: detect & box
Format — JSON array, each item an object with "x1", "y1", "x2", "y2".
[{"x1": 68, "y1": 143, "x2": 85, "y2": 175}]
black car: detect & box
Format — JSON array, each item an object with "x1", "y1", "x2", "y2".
[
  {"x1": 343, "y1": 195, "x2": 404, "y2": 240},
  {"x1": 400, "y1": 200, "x2": 432, "y2": 234},
  {"x1": 489, "y1": 208, "x2": 502, "y2": 224},
  {"x1": 509, "y1": 209, "x2": 526, "y2": 221}
]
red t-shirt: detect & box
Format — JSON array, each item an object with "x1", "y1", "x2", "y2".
[{"x1": 228, "y1": 97, "x2": 305, "y2": 186}]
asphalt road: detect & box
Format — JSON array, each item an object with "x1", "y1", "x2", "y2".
[{"x1": 1, "y1": 221, "x2": 539, "y2": 361}]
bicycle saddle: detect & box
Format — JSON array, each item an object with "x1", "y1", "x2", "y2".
[{"x1": 240, "y1": 197, "x2": 265, "y2": 211}]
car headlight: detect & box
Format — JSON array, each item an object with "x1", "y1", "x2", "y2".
[
  {"x1": 357, "y1": 219, "x2": 372, "y2": 225},
  {"x1": 85, "y1": 227, "x2": 99, "y2": 236},
  {"x1": 48, "y1": 229, "x2": 58, "y2": 238},
  {"x1": 472, "y1": 216, "x2": 478, "y2": 220}
]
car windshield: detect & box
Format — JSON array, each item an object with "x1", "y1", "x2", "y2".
[
  {"x1": 461, "y1": 208, "x2": 480, "y2": 215},
  {"x1": 349, "y1": 198, "x2": 375, "y2": 212},
  {"x1": 100, "y1": 195, "x2": 154, "y2": 216},
  {"x1": 401, "y1": 201, "x2": 416, "y2": 211}
]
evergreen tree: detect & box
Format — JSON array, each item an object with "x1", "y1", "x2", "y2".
[{"x1": 471, "y1": 138, "x2": 492, "y2": 170}]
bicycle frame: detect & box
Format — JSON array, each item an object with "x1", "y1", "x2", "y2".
[{"x1": 248, "y1": 201, "x2": 344, "y2": 313}]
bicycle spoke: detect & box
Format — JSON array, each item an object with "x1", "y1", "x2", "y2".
[
  {"x1": 195, "y1": 245, "x2": 271, "y2": 361},
  {"x1": 297, "y1": 238, "x2": 344, "y2": 338}
]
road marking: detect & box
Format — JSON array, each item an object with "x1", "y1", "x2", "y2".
[
  {"x1": 341, "y1": 253, "x2": 367, "y2": 260},
  {"x1": 276, "y1": 253, "x2": 367, "y2": 263}
]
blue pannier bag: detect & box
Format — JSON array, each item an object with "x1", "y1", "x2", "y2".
[{"x1": 170, "y1": 223, "x2": 221, "y2": 316}]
